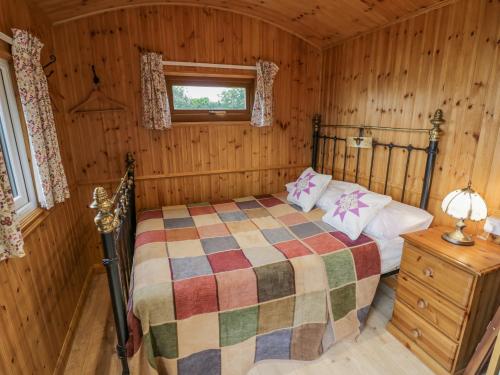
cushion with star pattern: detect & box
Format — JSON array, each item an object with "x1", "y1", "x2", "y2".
[
  {"x1": 287, "y1": 167, "x2": 332, "y2": 212},
  {"x1": 322, "y1": 186, "x2": 392, "y2": 240}
]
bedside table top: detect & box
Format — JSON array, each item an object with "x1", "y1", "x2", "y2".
[{"x1": 402, "y1": 226, "x2": 500, "y2": 275}]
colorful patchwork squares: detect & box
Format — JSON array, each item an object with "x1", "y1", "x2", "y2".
[
  {"x1": 274, "y1": 240, "x2": 312, "y2": 259},
  {"x1": 236, "y1": 200, "x2": 262, "y2": 210},
  {"x1": 261, "y1": 227, "x2": 294, "y2": 244},
  {"x1": 201, "y1": 236, "x2": 240, "y2": 254},
  {"x1": 166, "y1": 228, "x2": 199, "y2": 242},
  {"x1": 216, "y1": 269, "x2": 258, "y2": 310},
  {"x1": 164, "y1": 217, "x2": 195, "y2": 229},
  {"x1": 171, "y1": 256, "x2": 212, "y2": 280},
  {"x1": 330, "y1": 231, "x2": 373, "y2": 247},
  {"x1": 303, "y1": 233, "x2": 345, "y2": 254},
  {"x1": 167, "y1": 239, "x2": 205, "y2": 258},
  {"x1": 255, "y1": 329, "x2": 292, "y2": 361},
  {"x1": 177, "y1": 313, "x2": 219, "y2": 358},
  {"x1": 178, "y1": 349, "x2": 221, "y2": 375},
  {"x1": 173, "y1": 276, "x2": 218, "y2": 320},
  {"x1": 288, "y1": 222, "x2": 323, "y2": 239},
  {"x1": 208, "y1": 250, "x2": 252, "y2": 273},
  {"x1": 323, "y1": 250, "x2": 356, "y2": 288},
  {"x1": 136, "y1": 230, "x2": 167, "y2": 248},
  {"x1": 242, "y1": 246, "x2": 286, "y2": 267},
  {"x1": 254, "y1": 261, "x2": 295, "y2": 302},
  {"x1": 130, "y1": 193, "x2": 382, "y2": 375},
  {"x1": 293, "y1": 290, "x2": 327, "y2": 326},
  {"x1": 219, "y1": 306, "x2": 258, "y2": 346},
  {"x1": 291, "y1": 323, "x2": 326, "y2": 360},
  {"x1": 232, "y1": 231, "x2": 269, "y2": 248},
  {"x1": 350, "y1": 243, "x2": 381, "y2": 279},
  {"x1": 197, "y1": 224, "x2": 230, "y2": 239},
  {"x1": 218, "y1": 211, "x2": 248, "y2": 222},
  {"x1": 188, "y1": 206, "x2": 216, "y2": 216},
  {"x1": 258, "y1": 296, "x2": 295, "y2": 334},
  {"x1": 330, "y1": 283, "x2": 356, "y2": 320}
]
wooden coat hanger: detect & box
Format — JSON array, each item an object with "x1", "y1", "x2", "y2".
[{"x1": 69, "y1": 65, "x2": 127, "y2": 115}]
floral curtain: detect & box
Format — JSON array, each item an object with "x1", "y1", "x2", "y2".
[
  {"x1": 11, "y1": 29, "x2": 69, "y2": 210},
  {"x1": 0, "y1": 148, "x2": 24, "y2": 262},
  {"x1": 251, "y1": 60, "x2": 279, "y2": 127},
  {"x1": 141, "y1": 52, "x2": 171, "y2": 130}
]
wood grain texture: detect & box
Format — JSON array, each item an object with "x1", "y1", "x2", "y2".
[
  {"x1": 0, "y1": 2, "x2": 95, "y2": 374},
  {"x1": 391, "y1": 226, "x2": 500, "y2": 374},
  {"x1": 52, "y1": 5, "x2": 321, "y2": 215},
  {"x1": 320, "y1": 0, "x2": 500, "y2": 227},
  {"x1": 31, "y1": 0, "x2": 451, "y2": 47}
]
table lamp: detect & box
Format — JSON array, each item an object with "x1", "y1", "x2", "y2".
[{"x1": 441, "y1": 183, "x2": 487, "y2": 246}]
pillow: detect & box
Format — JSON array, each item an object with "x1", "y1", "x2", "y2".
[
  {"x1": 364, "y1": 200, "x2": 433, "y2": 240},
  {"x1": 330, "y1": 180, "x2": 361, "y2": 191},
  {"x1": 322, "y1": 187, "x2": 392, "y2": 240},
  {"x1": 285, "y1": 182, "x2": 294, "y2": 193},
  {"x1": 287, "y1": 168, "x2": 332, "y2": 212},
  {"x1": 316, "y1": 185, "x2": 346, "y2": 212}
]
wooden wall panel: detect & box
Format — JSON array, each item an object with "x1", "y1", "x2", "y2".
[
  {"x1": 0, "y1": 1, "x2": 92, "y2": 374},
  {"x1": 320, "y1": 0, "x2": 499, "y2": 227},
  {"x1": 53, "y1": 5, "x2": 321, "y2": 211}
]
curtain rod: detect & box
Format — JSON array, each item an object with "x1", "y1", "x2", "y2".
[
  {"x1": 0, "y1": 31, "x2": 13, "y2": 45},
  {"x1": 163, "y1": 61, "x2": 257, "y2": 71}
]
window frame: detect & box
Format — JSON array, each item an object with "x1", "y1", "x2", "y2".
[
  {"x1": 0, "y1": 58, "x2": 37, "y2": 219},
  {"x1": 166, "y1": 75, "x2": 254, "y2": 123}
]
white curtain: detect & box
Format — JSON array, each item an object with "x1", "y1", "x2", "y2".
[
  {"x1": 11, "y1": 29, "x2": 70, "y2": 209},
  {"x1": 251, "y1": 60, "x2": 279, "y2": 127},
  {"x1": 0, "y1": 147, "x2": 24, "y2": 262},
  {"x1": 141, "y1": 52, "x2": 172, "y2": 130}
]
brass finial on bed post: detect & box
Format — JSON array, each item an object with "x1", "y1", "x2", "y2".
[
  {"x1": 429, "y1": 109, "x2": 444, "y2": 142},
  {"x1": 90, "y1": 187, "x2": 119, "y2": 233}
]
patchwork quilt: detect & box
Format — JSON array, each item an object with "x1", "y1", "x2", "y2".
[{"x1": 127, "y1": 192, "x2": 381, "y2": 375}]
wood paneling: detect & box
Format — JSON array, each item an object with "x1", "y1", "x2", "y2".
[
  {"x1": 320, "y1": 0, "x2": 500, "y2": 226},
  {"x1": 0, "y1": 1, "x2": 94, "y2": 374},
  {"x1": 32, "y1": 0, "x2": 451, "y2": 48},
  {"x1": 53, "y1": 5, "x2": 321, "y2": 215}
]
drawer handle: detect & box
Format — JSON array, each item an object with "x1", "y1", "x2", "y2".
[
  {"x1": 417, "y1": 298, "x2": 428, "y2": 309},
  {"x1": 411, "y1": 328, "x2": 422, "y2": 338},
  {"x1": 423, "y1": 267, "x2": 434, "y2": 277}
]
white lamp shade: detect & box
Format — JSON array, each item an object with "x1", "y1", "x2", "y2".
[{"x1": 441, "y1": 188, "x2": 488, "y2": 221}]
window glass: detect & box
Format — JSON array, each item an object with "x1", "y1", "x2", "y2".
[{"x1": 172, "y1": 85, "x2": 247, "y2": 110}]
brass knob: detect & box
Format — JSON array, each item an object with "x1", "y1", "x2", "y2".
[
  {"x1": 423, "y1": 267, "x2": 433, "y2": 277},
  {"x1": 417, "y1": 298, "x2": 428, "y2": 309},
  {"x1": 411, "y1": 329, "x2": 422, "y2": 338}
]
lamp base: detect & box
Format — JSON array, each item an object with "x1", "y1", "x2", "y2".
[{"x1": 442, "y1": 220, "x2": 474, "y2": 246}]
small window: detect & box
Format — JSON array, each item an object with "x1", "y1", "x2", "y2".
[
  {"x1": 0, "y1": 59, "x2": 37, "y2": 218},
  {"x1": 166, "y1": 75, "x2": 254, "y2": 122}
]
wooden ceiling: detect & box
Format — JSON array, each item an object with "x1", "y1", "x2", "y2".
[{"x1": 31, "y1": 0, "x2": 452, "y2": 47}]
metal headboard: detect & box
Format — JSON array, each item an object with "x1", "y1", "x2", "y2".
[
  {"x1": 90, "y1": 152, "x2": 136, "y2": 375},
  {"x1": 311, "y1": 109, "x2": 444, "y2": 209}
]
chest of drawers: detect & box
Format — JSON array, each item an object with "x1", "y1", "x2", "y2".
[{"x1": 387, "y1": 226, "x2": 500, "y2": 374}]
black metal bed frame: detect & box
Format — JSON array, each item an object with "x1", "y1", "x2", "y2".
[
  {"x1": 90, "y1": 110, "x2": 443, "y2": 375},
  {"x1": 311, "y1": 109, "x2": 444, "y2": 210}
]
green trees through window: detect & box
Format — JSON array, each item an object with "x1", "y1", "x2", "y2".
[{"x1": 172, "y1": 85, "x2": 247, "y2": 110}]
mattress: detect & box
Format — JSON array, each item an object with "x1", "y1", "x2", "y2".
[
  {"x1": 373, "y1": 235, "x2": 404, "y2": 274},
  {"x1": 127, "y1": 192, "x2": 382, "y2": 375}
]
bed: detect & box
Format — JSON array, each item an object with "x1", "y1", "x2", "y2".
[{"x1": 90, "y1": 109, "x2": 444, "y2": 375}]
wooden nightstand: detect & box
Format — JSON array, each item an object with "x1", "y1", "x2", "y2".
[{"x1": 387, "y1": 226, "x2": 500, "y2": 374}]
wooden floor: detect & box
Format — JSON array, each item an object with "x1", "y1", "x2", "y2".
[{"x1": 63, "y1": 273, "x2": 434, "y2": 375}]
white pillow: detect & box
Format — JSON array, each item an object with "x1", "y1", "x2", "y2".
[
  {"x1": 330, "y1": 180, "x2": 361, "y2": 191},
  {"x1": 322, "y1": 187, "x2": 392, "y2": 240},
  {"x1": 316, "y1": 185, "x2": 345, "y2": 212},
  {"x1": 364, "y1": 200, "x2": 433, "y2": 240},
  {"x1": 287, "y1": 168, "x2": 332, "y2": 212}
]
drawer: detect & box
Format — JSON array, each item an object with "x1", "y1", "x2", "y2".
[
  {"x1": 391, "y1": 300, "x2": 458, "y2": 371},
  {"x1": 396, "y1": 272, "x2": 466, "y2": 340},
  {"x1": 401, "y1": 243, "x2": 474, "y2": 307}
]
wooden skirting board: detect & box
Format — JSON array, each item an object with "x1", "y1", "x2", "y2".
[{"x1": 53, "y1": 264, "x2": 106, "y2": 375}]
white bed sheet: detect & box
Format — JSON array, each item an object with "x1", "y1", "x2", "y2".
[{"x1": 371, "y1": 235, "x2": 404, "y2": 274}]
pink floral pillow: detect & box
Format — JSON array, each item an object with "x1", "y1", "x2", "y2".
[
  {"x1": 287, "y1": 168, "x2": 331, "y2": 212},
  {"x1": 322, "y1": 187, "x2": 391, "y2": 240}
]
